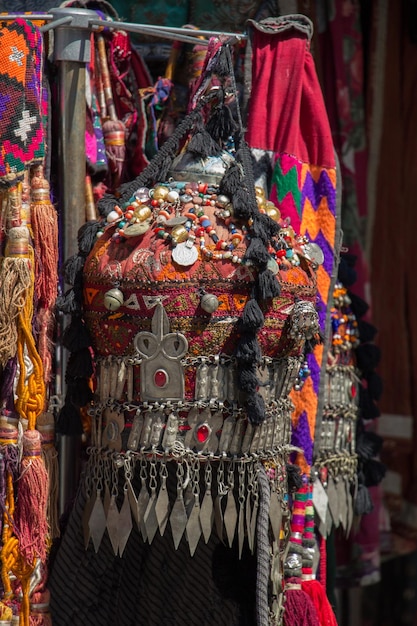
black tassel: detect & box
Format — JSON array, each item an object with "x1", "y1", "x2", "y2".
[
  {"x1": 56, "y1": 288, "x2": 82, "y2": 315},
  {"x1": 356, "y1": 430, "x2": 383, "y2": 460},
  {"x1": 231, "y1": 186, "x2": 254, "y2": 221},
  {"x1": 363, "y1": 459, "x2": 386, "y2": 487},
  {"x1": 214, "y1": 46, "x2": 231, "y2": 78},
  {"x1": 252, "y1": 212, "x2": 280, "y2": 240},
  {"x1": 245, "y1": 238, "x2": 271, "y2": 264},
  {"x1": 62, "y1": 254, "x2": 85, "y2": 286},
  {"x1": 219, "y1": 162, "x2": 243, "y2": 197},
  {"x1": 206, "y1": 103, "x2": 238, "y2": 142},
  {"x1": 55, "y1": 403, "x2": 84, "y2": 436},
  {"x1": 257, "y1": 268, "x2": 281, "y2": 300},
  {"x1": 66, "y1": 379, "x2": 94, "y2": 409},
  {"x1": 349, "y1": 292, "x2": 369, "y2": 319},
  {"x1": 366, "y1": 371, "x2": 383, "y2": 401},
  {"x1": 354, "y1": 483, "x2": 373, "y2": 516},
  {"x1": 65, "y1": 348, "x2": 94, "y2": 380},
  {"x1": 237, "y1": 365, "x2": 259, "y2": 393},
  {"x1": 187, "y1": 128, "x2": 221, "y2": 159},
  {"x1": 240, "y1": 299, "x2": 264, "y2": 332},
  {"x1": 236, "y1": 334, "x2": 262, "y2": 364},
  {"x1": 356, "y1": 344, "x2": 381, "y2": 373},
  {"x1": 77, "y1": 220, "x2": 102, "y2": 255},
  {"x1": 357, "y1": 320, "x2": 377, "y2": 343},
  {"x1": 97, "y1": 193, "x2": 118, "y2": 218},
  {"x1": 359, "y1": 386, "x2": 381, "y2": 420},
  {"x1": 62, "y1": 317, "x2": 92, "y2": 352},
  {"x1": 286, "y1": 463, "x2": 303, "y2": 492},
  {"x1": 246, "y1": 392, "x2": 266, "y2": 425},
  {"x1": 338, "y1": 257, "x2": 357, "y2": 287}
]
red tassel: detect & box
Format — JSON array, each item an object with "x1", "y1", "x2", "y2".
[
  {"x1": 14, "y1": 430, "x2": 49, "y2": 565},
  {"x1": 283, "y1": 578, "x2": 320, "y2": 626},
  {"x1": 301, "y1": 579, "x2": 338, "y2": 626},
  {"x1": 30, "y1": 167, "x2": 58, "y2": 310}
]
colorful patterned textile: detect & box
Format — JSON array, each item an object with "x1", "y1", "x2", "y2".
[
  {"x1": 0, "y1": 19, "x2": 45, "y2": 183},
  {"x1": 245, "y1": 16, "x2": 340, "y2": 474}
]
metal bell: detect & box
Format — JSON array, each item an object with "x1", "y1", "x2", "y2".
[
  {"x1": 104, "y1": 287, "x2": 124, "y2": 311},
  {"x1": 200, "y1": 292, "x2": 219, "y2": 313}
]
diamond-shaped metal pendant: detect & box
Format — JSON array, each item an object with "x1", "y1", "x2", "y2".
[
  {"x1": 224, "y1": 490, "x2": 237, "y2": 548},
  {"x1": 118, "y1": 492, "x2": 133, "y2": 556},
  {"x1": 88, "y1": 491, "x2": 107, "y2": 553},
  {"x1": 186, "y1": 501, "x2": 202, "y2": 556},
  {"x1": 199, "y1": 490, "x2": 214, "y2": 544},
  {"x1": 155, "y1": 484, "x2": 170, "y2": 537},
  {"x1": 144, "y1": 492, "x2": 159, "y2": 544},
  {"x1": 170, "y1": 494, "x2": 188, "y2": 550},
  {"x1": 137, "y1": 483, "x2": 150, "y2": 542},
  {"x1": 106, "y1": 495, "x2": 120, "y2": 555},
  {"x1": 127, "y1": 480, "x2": 139, "y2": 527}
]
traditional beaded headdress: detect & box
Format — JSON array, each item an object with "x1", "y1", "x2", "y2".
[{"x1": 50, "y1": 39, "x2": 324, "y2": 625}]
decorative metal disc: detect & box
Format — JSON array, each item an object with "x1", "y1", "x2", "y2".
[
  {"x1": 303, "y1": 242, "x2": 324, "y2": 265},
  {"x1": 172, "y1": 242, "x2": 199, "y2": 266}
]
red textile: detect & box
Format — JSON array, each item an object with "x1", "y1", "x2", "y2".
[{"x1": 245, "y1": 30, "x2": 334, "y2": 169}]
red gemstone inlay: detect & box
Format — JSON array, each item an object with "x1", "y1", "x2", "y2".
[
  {"x1": 350, "y1": 384, "x2": 357, "y2": 399},
  {"x1": 196, "y1": 423, "x2": 211, "y2": 444},
  {"x1": 154, "y1": 369, "x2": 168, "y2": 387}
]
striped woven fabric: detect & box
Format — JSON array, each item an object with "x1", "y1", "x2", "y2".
[
  {"x1": 246, "y1": 16, "x2": 340, "y2": 474},
  {"x1": 0, "y1": 18, "x2": 45, "y2": 183}
]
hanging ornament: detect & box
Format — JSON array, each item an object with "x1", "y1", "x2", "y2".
[
  {"x1": 200, "y1": 292, "x2": 219, "y2": 314},
  {"x1": 104, "y1": 287, "x2": 124, "y2": 311}
]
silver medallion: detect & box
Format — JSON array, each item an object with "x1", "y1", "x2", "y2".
[
  {"x1": 171, "y1": 241, "x2": 198, "y2": 266},
  {"x1": 303, "y1": 242, "x2": 324, "y2": 265}
]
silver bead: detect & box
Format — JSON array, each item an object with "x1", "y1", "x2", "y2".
[
  {"x1": 104, "y1": 287, "x2": 124, "y2": 311},
  {"x1": 200, "y1": 293, "x2": 219, "y2": 313}
]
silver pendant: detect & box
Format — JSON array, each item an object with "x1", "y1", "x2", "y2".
[
  {"x1": 106, "y1": 495, "x2": 120, "y2": 555},
  {"x1": 155, "y1": 463, "x2": 170, "y2": 536},
  {"x1": 171, "y1": 241, "x2": 198, "y2": 266},
  {"x1": 118, "y1": 491, "x2": 133, "y2": 556},
  {"x1": 186, "y1": 497, "x2": 202, "y2": 556},
  {"x1": 302, "y1": 242, "x2": 324, "y2": 265},
  {"x1": 134, "y1": 302, "x2": 188, "y2": 403},
  {"x1": 88, "y1": 490, "x2": 107, "y2": 553},
  {"x1": 224, "y1": 489, "x2": 237, "y2": 549},
  {"x1": 200, "y1": 463, "x2": 214, "y2": 543}
]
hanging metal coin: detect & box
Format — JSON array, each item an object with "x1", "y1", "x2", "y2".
[
  {"x1": 172, "y1": 241, "x2": 198, "y2": 266},
  {"x1": 302, "y1": 242, "x2": 324, "y2": 265}
]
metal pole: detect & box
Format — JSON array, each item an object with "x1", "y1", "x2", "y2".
[{"x1": 51, "y1": 7, "x2": 96, "y2": 515}]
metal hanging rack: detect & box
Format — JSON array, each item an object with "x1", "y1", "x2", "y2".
[{"x1": 0, "y1": 6, "x2": 247, "y2": 514}]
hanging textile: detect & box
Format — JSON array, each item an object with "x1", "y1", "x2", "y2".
[
  {"x1": 244, "y1": 15, "x2": 341, "y2": 622},
  {"x1": 245, "y1": 14, "x2": 340, "y2": 477},
  {"x1": 0, "y1": 17, "x2": 56, "y2": 626}
]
